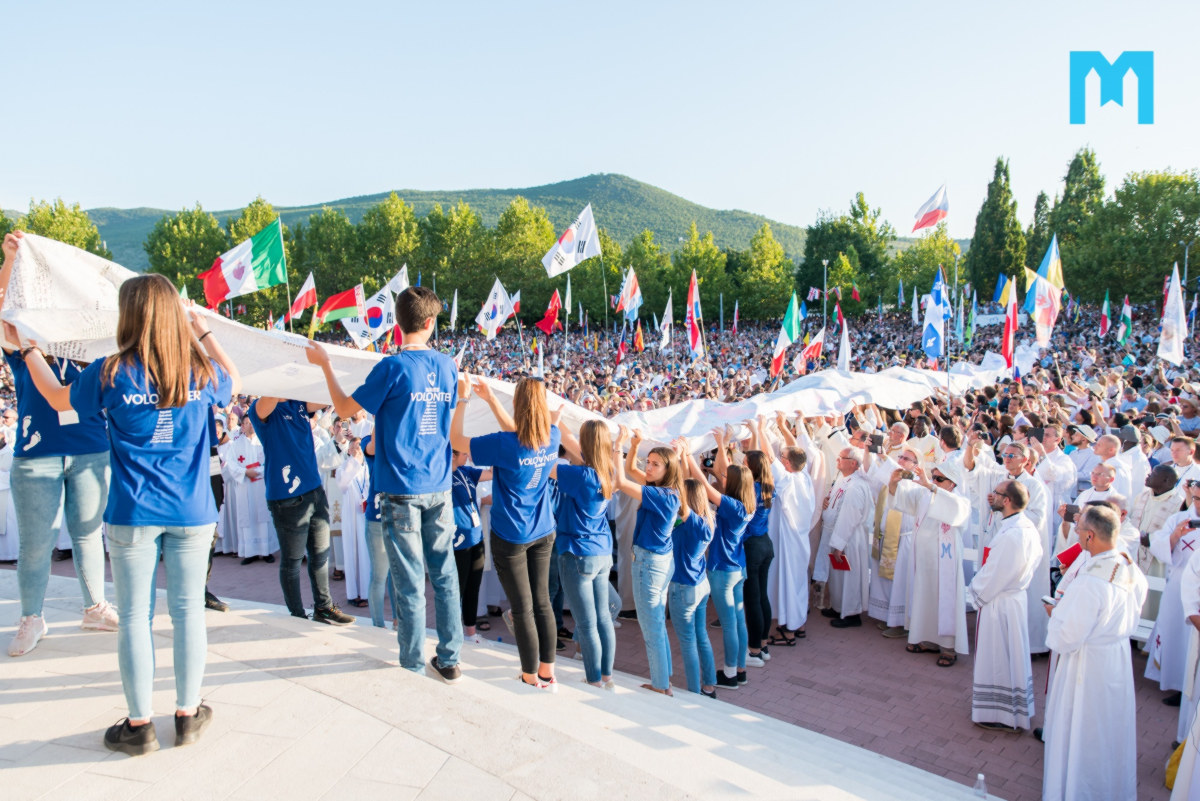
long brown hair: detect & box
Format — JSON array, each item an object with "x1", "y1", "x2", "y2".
[
  {"x1": 744, "y1": 450, "x2": 773, "y2": 509},
  {"x1": 646, "y1": 445, "x2": 690, "y2": 521},
  {"x1": 683, "y1": 478, "x2": 714, "y2": 531},
  {"x1": 101, "y1": 274, "x2": 215, "y2": 408},
  {"x1": 724, "y1": 464, "x2": 757, "y2": 517},
  {"x1": 578, "y1": 420, "x2": 614, "y2": 499},
  {"x1": 513, "y1": 377, "x2": 552, "y2": 450}
]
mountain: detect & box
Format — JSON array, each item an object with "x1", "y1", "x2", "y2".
[{"x1": 80, "y1": 174, "x2": 809, "y2": 271}]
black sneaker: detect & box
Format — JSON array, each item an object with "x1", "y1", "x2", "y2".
[
  {"x1": 701, "y1": 688, "x2": 718, "y2": 699},
  {"x1": 716, "y1": 673, "x2": 739, "y2": 690},
  {"x1": 429, "y1": 656, "x2": 462, "y2": 684},
  {"x1": 557, "y1": 626, "x2": 573, "y2": 639},
  {"x1": 313, "y1": 606, "x2": 354, "y2": 626},
  {"x1": 736, "y1": 670, "x2": 748, "y2": 685},
  {"x1": 204, "y1": 591, "x2": 229, "y2": 612},
  {"x1": 556, "y1": 639, "x2": 566, "y2": 652},
  {"x1": 263, "y1": 554, "x2": 276, "y2": 564},
  {"x1": 617, "y1": 610, "x2": 638, "y2": 620},
  {"x1": 175, "y1": 704, "x2": 213, "y2": 746},
  {"x1": 104, "y1": 718, "x2": 159, "y2": 756}
]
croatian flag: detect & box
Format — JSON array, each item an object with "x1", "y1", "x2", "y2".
[
  {"x1": 912, "y1": 184, "x2": 949, "y2": 232},
  {"x1": 616, "y1": 267, "x2": 643, "y2": 321}
]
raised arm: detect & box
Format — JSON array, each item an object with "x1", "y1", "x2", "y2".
[
  {"x1": 756, "y1": 416, "x2": 775, "y2": 465},
  {"x1": 775, "y1": 410, "x2": 797, "y2": 449},
  {"x1": 682, "y1": 438, "x2": 722, "y2": 506},
  {"x1": 474, "y1": 377, "x2": 515, "y2": 432},
  {"x1": 556, "y1": 408, "x2": 582, "y2": 462},
  {"x1": 189, "y1": 306, "x2": 242, "y2": 398},
  {"x1": 625, "y1": 428, "x2": 648, "y2": 483},
  {"x1": 613, "y1": 425, "x2": 643, "y2": 501},
  {"x1": 255, "y1": 397, "x2": 281, "y2": 421},
  {"x1": 0, "y1": 232, "x2": 23, "y2": 347},
  {"x1": 450, "y1": 374, "x2": 473, "y2": 454},
  {"x1": 712, "y1": 426, "x2": 730, "y2": 485},
  {"x1": 305, "y1": 341, "x2": 364, "y2": 419}
]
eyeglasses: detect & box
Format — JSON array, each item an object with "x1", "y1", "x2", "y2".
[
  {"x1": 932, "y1": 474, "x2": 952, "y2": 484},
  {"x1": 1001, "y1": 452, "x2": 1021, "y2": 460}
]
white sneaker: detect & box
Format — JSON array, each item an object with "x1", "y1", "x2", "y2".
[
  {"x1": 9, "y1": 615, "x2": 48, "y2": 656},
  {"x1": 81, "y1": 601, "x2": 119, "y2": 632},
  {"x1": 760, "y1": 646, "x2": 771, "y2": 662},
  {"x1": 745, "y1": 653, "x2": 766, "y2": 668},
  {"x1": 502, "y1": 609, "x2": 514, "y2": 633}
]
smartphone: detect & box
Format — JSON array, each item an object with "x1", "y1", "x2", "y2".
[
  {"x1": 869, "y1": 433, "x2": 884, "y2": 454},
  {"x1": 1028, "y1": 427, "x2": 1044, "y2": 442},
  {"x1": 899, "y1": 470, "x2": 914, "y2": 480},
  {"x1": 703, "y1": 456, "x2": 715, "y2": 469},
  {"x1": 1188, "y1": 520, "x2": 1200, "y2": 530},
  {"x1": 1064, "y1": 504, "x2": 1080, "y2": 523},
  {"x1": 1041, "y1": 595, "x2": 1057, "y2": 607}
]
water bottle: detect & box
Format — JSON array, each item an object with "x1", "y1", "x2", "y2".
[{"x1": 973, "y1": 773, "x2": 987, "y2": 797}]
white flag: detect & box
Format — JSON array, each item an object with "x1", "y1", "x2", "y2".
[
  {"x1": 449, "y1": 289, "x2": 458, "y2": 333},
  {"x1": 911, "y1": 286, "x2": 918, "y2": 326},
  {"x1": 387, "y1": 264, "x2": 410, "y2": 295},
  {"x1": 1159, "y1": 262, "x2": 1187, "y2": 365},
  {"x1": 659, "y1": 289, "x2": 673, "y2": 350},
  {"x1": 475, "y1": 278, "x2": 513, "y2": 340},
  {"x1": 564, "y1": 275, "x2": 572, "y2": 311},
  {"x1": 837, "y1": 317, "x2": 851, "y2": 371},
  {"x1": 342, "y1": 286, "x2": 395, "y2": 348},
  {"x1": 543, "y1": 204, "x2": 602, "y2": 277}
]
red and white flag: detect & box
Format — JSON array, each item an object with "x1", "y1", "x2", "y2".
[
  {"x1": 534, "y1": 289, "x2": 563, "y2": 335},
  {"x1": 799, "y1": 327, "x2": 825, "y2": 363},
  {"x1": 1002, "y1": 276, "x2": 1018, "y2": 370},
  {"x1": 286, "y1": 272, "x2": 317, "y2": 321},
  {"x1": 913, "y1": 184, "x2": 949, "y2": 232},
  {"x1": 685, "y1": 270, "x2": 703, "y2": 359},
  {"x1": 732, "y1": 300, "x2": 739, "y2": 334}
]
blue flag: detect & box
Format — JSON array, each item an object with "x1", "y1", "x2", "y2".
[
  {"x1": 921, "y1": 299, "x2": 944, "y2": 360},
  {"x1": 799, "y1": 300, "x2": 808, "y2": 320},
  {"x1": 931, "y1": 267, "x2": 951, "y2": 320},
  {"x1": 898, "y1": 278, "x2": 904, "y2": 308},
  {"x1": 991, "y1": 274, "x2": 1006, "y2": 304}
]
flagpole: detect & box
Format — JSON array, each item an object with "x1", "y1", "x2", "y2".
[
  {"x1": 284, "y1": 273, "x2": 294, "y2": 334},
  {"x1": 600, "y1": 257, "x2": 609, "y2": 333}
]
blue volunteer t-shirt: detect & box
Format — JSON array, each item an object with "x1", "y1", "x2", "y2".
[
  {"x1": 554, "y1": 464, "x2": 611, "y2": 557},
  {"x1": 452, "y1": 466, "x2": 484, "y2": 550},
  {"x1": 248, "y1": 399, "x2": 323, "y2": 502},
  {"x1": 70, "y1": 358, "x2": 232, "y2": 527},
  {"x1": 709, "y1": 494, "x2": 751, "y2": 571},
  {"x1": 470, "y1": 427, "x2": 560, "y2": 544},
  {"x1": 362, "y1": 434, "x2": 381, "y2": 523},
  {"x1": 351, "y1": 350, "x2": 457, "y2": 496},
  {"x1": 746, "y1": 482, "x2": 769, "y2": 537},
  {"x1": 6, "y1": 352, "x2": 108, "y2": 458},
  {"x1": 671, "y1": 512, "x2": 713, "y2": 587},
  {"x1": 633, "y1": 485, "x2": 680, "y2": 555}
]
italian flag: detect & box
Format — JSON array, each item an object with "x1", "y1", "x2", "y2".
[
  {"x1": 287, "y1": 272, "x2": 317, "y2": 321},
  {"x1": 1099, "y1": 289, "x2": 1111, "y2": 337},
  {"x1": 1117, "y1": 295, "x2": 1133, "y2": 345},
  {"x1": 769, "y1": 293, "x2": 803, "y2": 377},
  {"x1": 317, "y1": 284, "x2": 365, "y2": 323},
  {"x1": 198, "y1": 219, "x2": 287, "y2": 309}
]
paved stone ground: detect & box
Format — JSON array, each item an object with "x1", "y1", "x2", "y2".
[{"x1": 16, "y1": 553, "x2": 1176, "y2": 801}]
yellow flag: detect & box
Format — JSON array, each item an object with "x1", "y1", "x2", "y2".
[{"x1": 999, "y1": 275, "x2": 1013, "y2": 307}]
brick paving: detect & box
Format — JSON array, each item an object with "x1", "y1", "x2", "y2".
[{"x1": 13, "y1": 553, "x2": 1176, "y2": 801}]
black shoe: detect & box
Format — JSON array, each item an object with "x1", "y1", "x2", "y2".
[
  {"x1": 204, "y1": 591, "x2": 229, "y2": 612},
  {"x1": 175, "y1": 704, "x2": 213, "y2": 746},
  {"x1": 487, "y1": 605, "x2": 503, "y2": 617},
  {"x1": 1165, "y1": 691, "x2": 1183, "y2": 707},
  {"x1": 736, "y1": 670, "x2": 748, "y2": 685},
  {"x1": 263, "y1": 554, "x2": 276, "y2": 564},
  {"x1": 830, "y1": 614, "x2": 862, "y2": 629},
  {"x1": 974, "y1": 721, "x2": 1019, "y2": 732},
  {"x1": 330, "y1": 569, "x2": 345, "y2": 581},
  {"x1": 617, "y1": 610, "x2": 637, "y2": 620},
  {"x1": 313, "y1": 605, "x2": 354, "y2": 626},
  {"x1": 557, "y1": 626, "x2": 573, "y2": 640},
  {"x1": 104, "y1": 718, "x2": 159, "y2": 756},
  {"x1": 701, "y1": 688, "x2": 717, "y2": 699},
  {"x1": 556, "y1": 639, "x2": 566, "y2": 652},
  {"x1": 820, "y1": 608, "x2": 839, "y2": 618},
  {"x1": 709, "y1": 618, "x2": 722, "y2": 628},
  {"x1": 716, "y1": 673, "x2": 739, "y2": 690},
  {"x1": 54, "y1": 548, "x2": 73, "y2": 562},
  {"x1": 429, "y1": 655, "x2": 462, "y2": 684},
  {"x1": 1033, "y1": 727, "x2": 1044, "y2": 743},
  {"x1": 240, "y1": 556, "x2": 260, "y2": 566},
  {"x1": 1174, "y1": 740, "x2": 1183, "y2": 750}
]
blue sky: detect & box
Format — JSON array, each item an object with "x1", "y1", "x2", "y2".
[{"x1": 5, "y1": 1, "x2": 1197, "y2": 240}]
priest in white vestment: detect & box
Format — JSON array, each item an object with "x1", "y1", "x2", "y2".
[
  {"x1": 765, "y1": 413, "x2": 816, "y2": 637},
  {"x1": 823, "y1": 446, "x2": 874, "y2": 625},
  {"x1": 1055, "y1": 463, "x2": 1115, "y2": 553},
  {"x1": 890, "y1": 460, "x2": 972, "y2": 664},
  {"x1": 967, "y1": 479, "x2": 1042, "y2": 731},
  {"x1": 862, "y1": 448, "x2": 919, "y2": 635},
  {"x1": 1042, "y1": 505, "x2": 1146, "y2": 801},
  {"x1": 964, "y1": 437, "x2": 1052, "y2": 654},
  {"x1": 1129, "y1": 464, "x2": 1182, "y2": 621},
  {"x1": 1169, "y1": 546, "x2": 1200, "y2": 800},
  {"x1": 227, "y1": 417, "x2": 278, "y2": 561},
  {"x1": 1147, "y1": 482, "x2": 1200, "y2": 701},
  {"x1": 336, "y1": 439, "x2": 371, "y2": 605}
]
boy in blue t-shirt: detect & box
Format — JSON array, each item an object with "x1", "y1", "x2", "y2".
[{"x1": 307, "y1": 286, "x2": 463, "y2": 682}]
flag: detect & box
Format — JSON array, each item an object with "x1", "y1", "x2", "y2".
[
  {"x1": 731, "y1": 300, "x2": 739, "y2": 334},
  {"x1": 266, "y1": 310, "x2": 273, "y2": 329},
  {"x1": 851, "y1": 282, "x2": 860, "y2": 302},
  {"x1": 1099, "y1": 290, "x2": 1111, "y2": 337},
  {"x1": 878, "y1": 295, "x2": 883, "y2": 323},
  {"x1": 685, "y1": 269, "x2": 703, "y2": 359},
  {"x1": 912, "y1": 184, "x2": 949, "y2": 232},
  {"x1": 317, "y1": 284, "x2": 366, "y2": 324},
  {"x1": 1191, "y1": 294, "x2": 1198, "y2": 335},
  {"x1": 922, "y1": 293, "x2": 944, "y2": 361},
  {"x1": 931, "y1": 266, "x2": 951, "y2": 320},
  {"x1": 991, "y1": 274, "x2": 1005, "y2": 304},
  {"x1": 449, "y1": 289, "x2": 458, "y2": 333},
  {"x1": 510, "y1": 291, "x2": 521, "y2": 315},
  {"x1": 1117, "y1": 295, "x2": 1133, "y2": 345},
  {"x1": 416, "y1": 271, "x2": 421, "y2": 287},
  {"x1": 235, "y1": 304, "x2": 247, "y2": 316},
  {"x1": 386, "y1": 265, "x2": 410, "y2": 295},
  {"x1": 769, "y1": 292, "x2": 802, "y2": 377},
  {"x1": 835, "y1": 302, "x2": 844, "y2": 331},
  {"x1": 799, "y1": 300, "x2": 808, "y2": 320},
  {"x1": 807, "y1": 287, "x2": 821, "y2": 301},
  {"x1": 534, "y1": 289, "x2": 563, "y2": 335},
  {"x1": 199, "y1": 218, "x2": 287, "y2": 308},
  {"x1": 837, "y1": 316, "x2": 851, "y2": 371},
  {"x1": 273, "y1": 313, "x2": 286, "y2": 331},
  {"x1": 1002, "y1": 280, "x2": 1018, "y2": 370},
  {"x1": 898, "y1": 278, "x2": 904, "y2": 308},
  {"x1": 1024, "y1": 233, "x2": 1064, "y2": 313},
  {"x1": 342, "y1": 285, "x2": 396, "y2": 348},
  {"x1": 799, "y1": 326, "x2": 825, "y2": 363},
  {"x1": 453, "y1": 342, "x2": 468, "y2": 368},
  {"x1": 999, "y1": 274, "x2": 1015, "y2": 308},
  {"x1": 475, "y1": 278, "x2": 514, "y2": 340},
  {"x1": 616, "y1": 267, "x2": 643, "y2": 321},
  {"x1": 616, "y1": 324, "x2": 629, "y2": 364},
  {"x1": 633, "y1": 320, "x2": 645, "y2": 352},
  {"x1": 833, "y1": 286, "x2": 842, "y2": 302},
  {"x1": 543, "y1": 204, "x2": 603, "y2": 277},
  {"x1": 659, "y1": 290, "x2": 673, "y2": 350},
  {"x1": 1031, "y1": 273, "x2": 1063, "y2": 348},
  {"x1": 1160, "y1": 262, "x2": 1187, "y2": 365},
  {"x1": 285, "y1": 272, "x2": 318, "y2": 321},
  {"x1": 564, "y1": 275, "x2": 572, "y2": 312},
  {"x1": 964, "y1": 290, "x2": 977, "y2": 348},
  {"x1": 578, "y1": 302, "x2": 584, "y2": 328},
  {"x1": 180, "y1": 284, "x2": 188, "y2": 300},
  {"x1": 911, "y1": 286, "x2": 918, "y2": 326}
]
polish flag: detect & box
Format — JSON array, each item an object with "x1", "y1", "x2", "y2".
[
  {"x1": 286, "y1": 272, "x2": 317, "y2": 321},
  {"x1": 799, "y1": 327, "x2": 826, "y2": 363},
  {"x1": 1002, "y1": 277, "x2": 1018, "y2": 370},
  {"x1": 912, "y1": 184, "x2": 949, "y2": 232}
]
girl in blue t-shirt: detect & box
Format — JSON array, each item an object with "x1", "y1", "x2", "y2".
[
  {"x1": 670, "y1": 465, "x2": 718, "y2": 698},
  {"x1": 450, "y1": 449, "x2": 491, "y2": 639},
  {"x1": 452, "y1": 375, "x2": 560, "y2": 689},
  {"x1": 23, "y1": 273, "x2": 239, "y2": 756},
  {"x1": 742, "y1": 427, "x2": 777, "y2": 666},
  {"x1": 551, "y1": 419, "x2": 615, "y2": 688},
  {"x1": 699, "y1": 426, "x2": 755, "y2": 690},
  {"x1": 613, "y1": 425, "x2": 689, "y2": 696}
]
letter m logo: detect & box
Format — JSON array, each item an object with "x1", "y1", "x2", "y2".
[{"x1": 1069, "y1": 51, "x2": 1154, "y2": 124}]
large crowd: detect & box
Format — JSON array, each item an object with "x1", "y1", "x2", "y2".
[{"x1": 4, "y1": 222, "x2": 1199, "y2": 799}]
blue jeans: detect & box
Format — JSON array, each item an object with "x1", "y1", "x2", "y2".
[
  {"x1": 632, "y1": 545, "x2": 674, "y2": 690},
  {"x1": 669, "y1": 578, "x2": 717, "y2": 694},
  {"x1": 708, "y1": 568, "x2": 748, "y2": 671},
  {"x1": 558, "y1": 551, "x2": 616, "y2": 683},
  {"x1": 266, "y1": 487, "x2": 332, "y2": 617},
  {"x1": 381, "y1": 491, "x2": 462, "y2": 671},
  {"x1": 12, "y1": 451, "x2": 110, "y2": 616},
  {"x1": 107, "y1": 523, "x2": 213, "y2": 719},
  {"x1": 365, "y1": 520, "x2": 396, "y2": 628}
]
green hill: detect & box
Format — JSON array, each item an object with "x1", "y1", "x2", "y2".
[{"x1": 81, "y1": 173, "x2": 811, "y2": 271}]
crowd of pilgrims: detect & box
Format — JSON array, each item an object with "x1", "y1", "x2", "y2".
[{"x1": 3, "y1": 221, "x2": 1199, "y2": 796}]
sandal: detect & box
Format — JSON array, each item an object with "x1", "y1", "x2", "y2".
[
  {"x1": 795, "y1": 629, "x2": 806, "y2": 639},
  {"x1": 906, "y1": 643, "x2": 937, "y2": 654},
  {"x1": 937, "y1": 653, "x2": 957, "y2": 667},
  {"x1": 768, "y1": 626, "x2": 797, "y2": 646},
  {"x1": 476, "y1": 620, "x2": 491, "y2": 632}
]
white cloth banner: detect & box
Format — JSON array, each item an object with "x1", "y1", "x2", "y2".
[
  {"x1": 7, "y1": 234, "x2": 995, "y2": 453},
  {"x1": 975, "y1": 313, "x2": 1027, "y2": 327}
]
